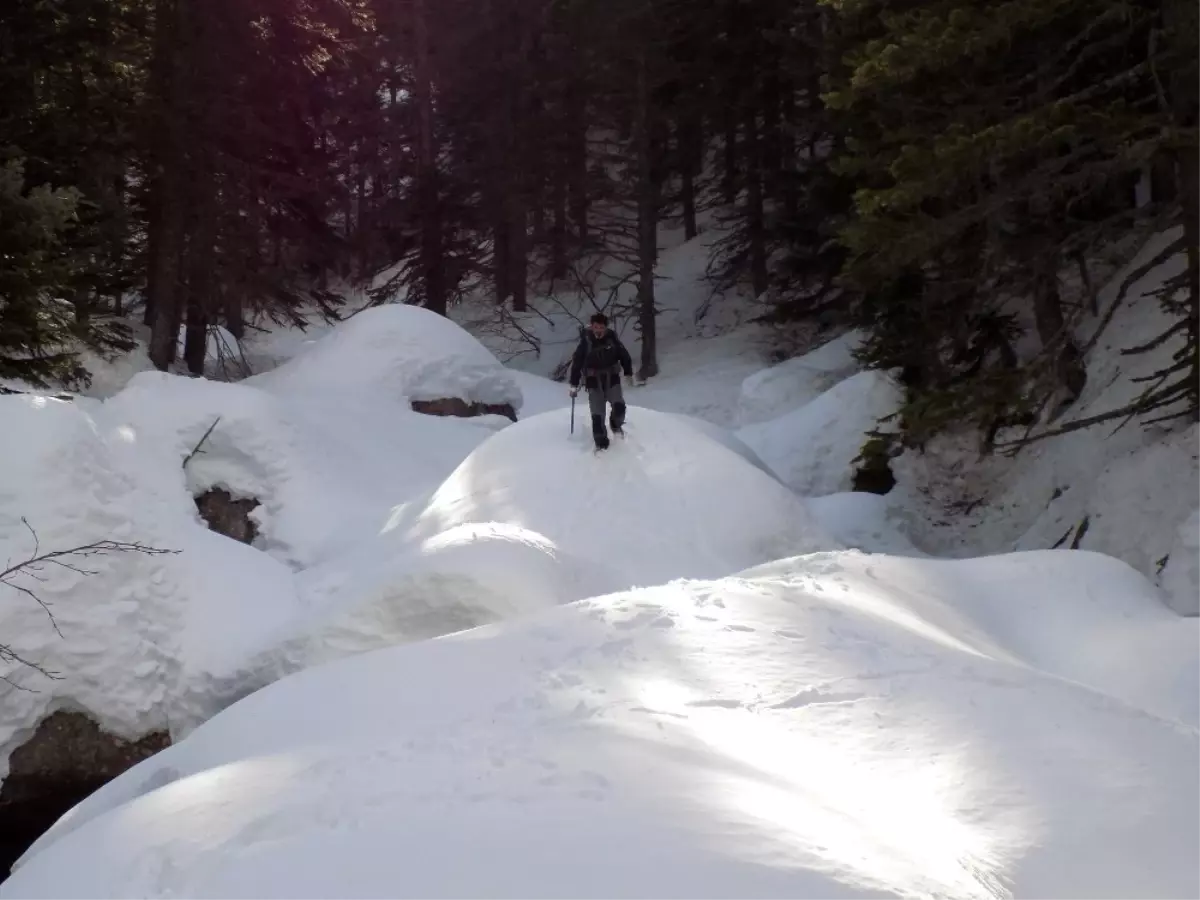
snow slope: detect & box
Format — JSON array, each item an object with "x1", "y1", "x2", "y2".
[
  {"x1": 0, "y1": 306, "x2": 834, "y2": 776},
  {"x1": 8, "y1": 551, "x2": 1196, "y2": 899},
  {"x1": 737, "y1": 370, "x2": 903, "y2": 497},
  {"x1": 735, "y1": 330, "x2": 865, "y2": 426},
  {"x1": 400, "y1": 407, "x2": 835, "y2": 588},
  {"x1": 0, "y1": 308, "x2": 530, "y2": 765},
  {"x1": 885, "y1": 229, "x2": 1199, "y2": 613}
]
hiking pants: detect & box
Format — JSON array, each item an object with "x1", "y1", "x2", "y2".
[{"x1": 587, "y1": 372, "x2": 625, "y2": 419}]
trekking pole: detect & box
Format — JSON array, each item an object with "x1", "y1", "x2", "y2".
[{"x1": 570, "y1": 392, "x2": 576, "y2": 435}]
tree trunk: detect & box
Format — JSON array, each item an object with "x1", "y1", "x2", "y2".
[
  {"x1": 493, "y1": 214, "x2": 511, "y2": 303},
  {"x1": 1149, "y1": 153, "x2": 1176, "y2": 204},
  {"x1": 566, "y1": 77, "x2": 589, "y2": 245},
  {"x1": 779, "y1": 69, "x2": 798, "y2": 219},
  {"x1": 1033, "y1": 272, "x2": 1086, "y2": 410},
  {"x1": 744, "y1": 107, "x2": 768, "y2": 299},
  {"x1": 182, "y1": 167, "x2": 217, "y2": 376},
  {"x1": 635, "y1": 50, "x2": 659, "y2": 380},
  {"x1": 678, "y1": 114, "x2": 698, "y2": 239},
  {"x1": 1166, "y1": 0, "x2": 1199, "y2": 415},
  {"x1": 721, "y1": 101, "x2": 737, "y2": 205},
  {"x1": 761, "y1": 58, "x2": 782, "y2": 200},
  {"x1": 550, "y1": 146, "x2": 568, "y2": 278},
  {"x1": 146, "y1": 0, "x2": 186, "y2": 370},
  {"x1": 413, "y1": 0, "x2": 446, "y2": 316}
]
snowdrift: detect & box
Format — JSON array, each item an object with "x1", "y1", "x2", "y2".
[
  {"x1": 248, "y1": 303, "x2": 522, "y2": 412},
  {"x1": 401, "y1": 407, "x2": 836, "y2": 588},
  {"x1": 736, "y1": 330, "x2": 864, "y2": 425},
  {"x1": 10, "y1": 549, "x2": 1196, "y2": 899},
  {"x1": 738, "y1": 370, "x2": 903, "y2": 497},
  {"x1": 0, "y1": 307, "x2": 532, "y2": 765}
]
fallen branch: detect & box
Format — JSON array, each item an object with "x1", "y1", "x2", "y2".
[
  {"x1": 2, "y1": 519, "x2": 179, "y2": 690},
  {"x1": 182, "y1": 417, "x2": 222, "y2": 469}
]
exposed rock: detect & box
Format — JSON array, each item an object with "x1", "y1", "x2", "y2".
[
  {"x1": 195, "y1": 487, "x2": 260, "y2": 544},
  {"x1": 412, "y1": 397, "x2": 517, "y2": 422},
  {"x1": 851, "y1": 435, "x2": 896, "y2": 495},
  {"x1": 0, "y1": 712, "x2": 169, "y2": 876}
]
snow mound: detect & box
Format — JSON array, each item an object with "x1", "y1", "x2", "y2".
[
  {"x1": 0, "y1": 393, "x2": 301, "y2": 758},
  {"x1": 248, "y1": 304, "x2": 522, "y2": 411},
  {"x1": 0, "y1": 344, "x2": 511, "y2": 763},
  {"x1": 282, "y1": 522, "x2": 616, "y2": 668},
  {"x1": 737, "y1": 330, "x2": 864, "y2": 425},
  {"x1": 105, "y1": 371, "x2": 489, "y2": 570},
  {"x1": 743, "y1": 550, "x2": 1198, "y2": 728},
  {"x1": 737, "y1": 370, "x2": 903, "y2": 496},
  {"x1": 508, "y1": 369, "x2": 571, "y2": 417},
  {"x1": 404, "y1": 407, "x2": 836, "y2": 588},
  {"x1": 11, "y1": 550, "x2": 1196, "y2": 899},
  {"x1": 1160, "y1": 509, "x2": 1199, "y2": 616}
]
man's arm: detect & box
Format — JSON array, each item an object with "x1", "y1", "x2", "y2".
[
  {"x1": 568, "y1": 337, "x2": 587, "y2": 387},
  {"x1": 615, "y1": 337, "x2": 634, "y2": 377}
]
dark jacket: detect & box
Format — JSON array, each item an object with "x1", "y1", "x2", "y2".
[{"x1": 569, "y1": 329, "x2": 633, "y2": 390}]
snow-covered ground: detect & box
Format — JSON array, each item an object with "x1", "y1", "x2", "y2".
[
  {"x1": 0, "y1": 217, "x2": 1196, "y2": 897},
  {"x1": 6, "y1": 552, "x2": 1197, "y2": 899}
]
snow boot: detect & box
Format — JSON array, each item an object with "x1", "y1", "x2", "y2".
[
  {"x1": 591, "y1": 415, "x2": 610, "y2": 451},
  {"x1": 610, "y1": 402, "x2": 626, "y2": 436}
]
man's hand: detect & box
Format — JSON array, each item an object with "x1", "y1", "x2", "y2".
[
  {"x1": 625, "y1": 374, "x2": 635, "y2": 388},
  {"x1": 569, "y1": 386, "x2": 579, "y2": 398}
]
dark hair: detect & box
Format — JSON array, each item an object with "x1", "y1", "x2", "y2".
[{"x1": 590, "y1": 313, "x2": 608, "y2": 325}]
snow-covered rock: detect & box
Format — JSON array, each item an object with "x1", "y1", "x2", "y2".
[
  {"x1": 1160, "y1": 510, "x2": 1199, "y2": 616},
  {"x1": 9, "y1": 549, "x2": 1196, "y2": 899},
  {"x1": 402, "y1": 407, "x2": 836, "y2": 588},
  {"x1": 247, "y1": 304, "x2": 522, "y2": 413},
  {"x1": 737, "y1": 370, "x2": 903, "y2": 497}
]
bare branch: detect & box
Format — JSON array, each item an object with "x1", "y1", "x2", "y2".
[
  {"x1": 1, "y1": 520, "x2": 180, "y2": 687},
  {"x1": 182, "y1": 417, "x2": 222, "y2": 470}
]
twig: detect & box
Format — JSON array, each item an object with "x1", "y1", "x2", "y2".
[
  {"x1": 1, "y1": 521, "x2": 179, "y2": 690},
  {"x1": 182, "y1": 417, "x2": 221, "y2": 470}
]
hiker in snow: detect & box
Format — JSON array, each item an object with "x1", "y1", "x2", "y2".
[{"x1": 569, "y1": 313, "x2": 634, "y2": 450}]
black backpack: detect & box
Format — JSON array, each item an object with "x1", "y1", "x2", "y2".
[{"x1": 582, "y1": 329, "x2": 620, "y2": 372}]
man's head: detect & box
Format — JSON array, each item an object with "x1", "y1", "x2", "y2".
[{"x1": 589, "y1": 313, "x2": 608, "y2": 338}]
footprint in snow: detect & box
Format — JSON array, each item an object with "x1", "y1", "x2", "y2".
[{"x1": 768, "y1": 687, "x2": 867, "y2": 710}]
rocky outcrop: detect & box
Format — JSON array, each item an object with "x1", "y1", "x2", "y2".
[
  {"x1": 411, "y1": 397, "x2": 517, "y2": 422},
  {"x1": 195, "y1": 487, "x2": 260, "y2": 544},
  {"x1": 0, "y1": 712, "x2": 169, "y2": 875}
]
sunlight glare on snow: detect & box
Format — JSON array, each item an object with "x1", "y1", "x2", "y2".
[{"x1": 631, "y1": 672, "x2": 1024, "y2": 900}]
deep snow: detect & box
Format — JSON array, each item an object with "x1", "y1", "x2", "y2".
[
  {"x1": 1, "y1": 218, "x2": 1196, "y2": 898},
  {"x1": 7, "y1": 553, "x2": 1196, "y2": 899}
]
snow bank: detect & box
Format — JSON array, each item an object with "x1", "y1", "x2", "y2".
[
  {"x1": 736, "y1": 330, "x2": 864, "y2": 425},
  {"x1": 277, "y1": 521, "x2": 615, "y2": 669},
  {"x1": 104, "y1": 371, "x2": 489, "y2": 570},
  {"x1": 0, "y1": 305, "x2": 540, "y2": 768},
  {"x1": 11, "y1": 550, "x2": 1196, "y2": 899},
  {"x1": 0, "y1": 393, "x2": 302, "y2": 762},
  {"x1": 737, "y1": 370, "x2": 903, "y2": 496},
  {"x1": 806, "y1": 493, "x2": 925, "y2": 557},
  {"x1": 1160, "y1": 510, "x2": 1199, "y2": 616},
  {"x1": 248, "y1": 304, "x2": 522, "y2": 412},
  {"x1": 401, "y1": 407, "x2": 836, "y2": 588},
  {"x1": 886, "y1": 231, "x2": 1198, "y2": 610},
  {"x1": 743, "y1": 550, "x2": 1198, "y2": 728}
]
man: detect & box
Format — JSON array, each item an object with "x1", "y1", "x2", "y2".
[{"x1": 569, "y1": 313, "x2": 634, "y2": 450}]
